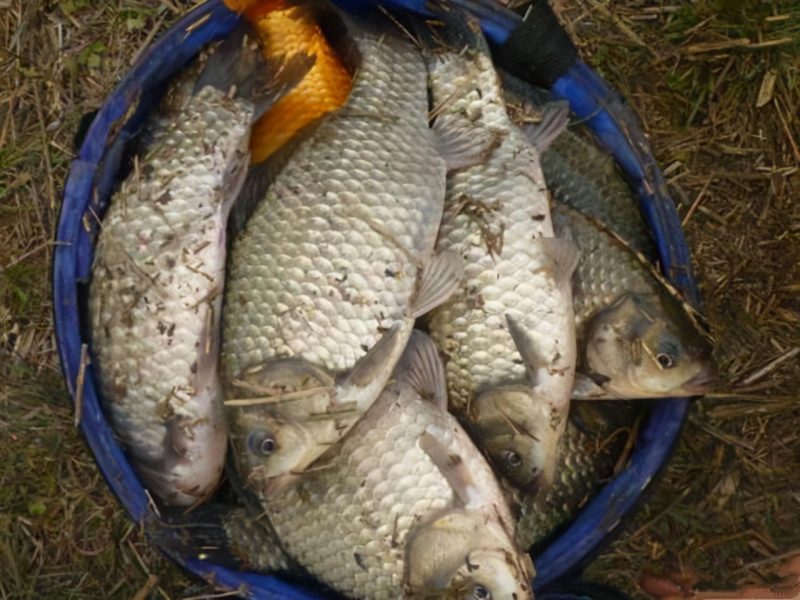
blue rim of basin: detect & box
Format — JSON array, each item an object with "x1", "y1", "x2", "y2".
[{"x1": 53, "y1": 1, "x2": 696, "y2": 596}]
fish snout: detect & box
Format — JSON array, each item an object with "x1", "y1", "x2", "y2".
[{"x1": 681, "y1": 363, "x2": 717, "y2": 395}]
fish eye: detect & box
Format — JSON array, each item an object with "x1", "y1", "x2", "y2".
[
  {"x1": 502, "y1": 450, "x2": 522, "y2": 470},
  {"x1": 247, "y1": 431, "x2": 277, "y2": 457},
  {"x1": 656, "y1": 353, "x2": 675, "y2": 369},
  {"x1": 472, "y1": 584, "x2": 491, "y2": 600}
]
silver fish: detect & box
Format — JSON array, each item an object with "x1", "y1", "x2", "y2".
[
  {"x1": 231, "y1": 331, "x2": 534, "y2": 600},
  {"x1": 553, "y1": 204, "x2": 715, "y2": 399},
  {"x1": 422, "y1": 14, "x2": 579, "y2": 493},
  {"x1": 501, "y1": 71, "x2": 657, "y2": 260},
  {"x1": 222, "y1": 10, "x2": 458, "y2": 491},
  {"x1": 89, "y1": 29, "x2": 311, "y2": 506}
]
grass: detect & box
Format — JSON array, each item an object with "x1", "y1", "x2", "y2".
[
  {"x1": 1, "y1": 0, "x2": 798, "y2": 597},
  {"x1": 1, "y1": 1, "x2": 205, "y2": 597}
]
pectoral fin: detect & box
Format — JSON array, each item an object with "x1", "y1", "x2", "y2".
[
  {"x1": 396, "y1": 330, "x2": 447, "y2": 410},
  {"x1": 419, "y1": 430, "x2": 477, "y2": 509},
  {"x1": 571, "y1": 372, "x2": 613, "y2": 400},
  {"x1": 411, "y1": 250, "x2": 463, "y2": 319},
  {"x1": 505, "y1": 313, "x2": 544, "y2": 385},
  {"x1": 432, "y1": 111, "x2": 506, "y2": 172},
  {"x1": 538, "y1": 236, "x2": 581, "y2": 292},
  {"x1": 336, "y1": 323, "x2": 406, "y2": 412}
]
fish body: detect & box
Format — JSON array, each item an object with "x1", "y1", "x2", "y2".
[
  {"x1": 221, "y1": 507, "x2": 298, "y2": 573},
  {"x1": 423, "y1": 15, "x2": 577, "y2": 492},
  {"x1": 89, "y1": 30, "x2": 308, "y2": 505},
  {"x1": 501, "y1": 71, "x2": 656, "y2": 259},
  {"x1": 512, "y1": 401, "x2": 640, "y2": 550},
  {"x1": 232, "y1": 332, "x2": 533, "y2": 599},
  {"x1": 502, "y1": 74, "x2": 714, "y2": 399},
  {"x1": 554, "y1": 204, "x2": 715, "y2": 399},
  {"x1": 222, "y1": 12, "x2": 454, "y2": 487}
]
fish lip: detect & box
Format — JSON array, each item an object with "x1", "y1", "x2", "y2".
[{"x1": 681, "y1": 364, "x2": 717, "y2": 395}]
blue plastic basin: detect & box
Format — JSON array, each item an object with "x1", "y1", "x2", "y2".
[{"x1": 53, "y1": 1, "x2": 699, "y2": 597}]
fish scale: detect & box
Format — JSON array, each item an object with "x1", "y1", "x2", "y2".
[
  {"x1": 256, "y1": 343, "x2": 532, "y2": 599},
  {"x1": 222, "y1": 16, "x2": 446, "y2": 380},
  {"x1": 423, "y1": 17, "x2": 577, "y2": 492},
  {"x1": 555, "y1": 202, "x2": 656, "y2": 339},
  {"x1": 89, "y1": 85, "x2": 254, "y2": 505}
]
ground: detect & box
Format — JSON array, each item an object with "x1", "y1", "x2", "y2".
[{"x1": 0, "y1": 0, "x2": 798, "y2": 598}]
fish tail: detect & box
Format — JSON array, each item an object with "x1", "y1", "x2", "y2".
[
  {"x1": 147, "y1": 504, "x2": 241, "y2": 569},
  {"x1": 195, "y1": 24, "x2": 316, "y2": 119}
]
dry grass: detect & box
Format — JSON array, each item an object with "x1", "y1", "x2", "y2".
[
  {"x1": 1, "y1": 1, "x2": 205, "y2": 597},
  {"x1": 1, "y1": 0, "x2": 798, "y2": 598},
  {"x1": 552, "y1": 0, "x2": 800, "y2": 594}
]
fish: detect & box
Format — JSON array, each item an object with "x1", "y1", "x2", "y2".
[
  {"x1": 230, "y1": 331, "x2": 534, "y2": 599},
  {"x1": 553, "y1": 203, "x2": 715, "y2": 399},
  {"x1": 421, "y1": 12, "x2": 579, "y2": 493},
  {"x1": 148, "y1": 500, "x2": 301, "y2": 575},
  {"x1": 221, "y1": 507, "x2": 299, "y2": 573},
  {"x1": 221, "y1": 9, "x2": 458, "y2": 491},
  {"x1": 511, "y1": 401, "x2": 641, "y2": 550},
  {"x1": 88, "y1": 28, "x2": 312, "y2": 506},
  {"x1": 501, "y1": 70, "x2": 658, "y2": 260},
  {"x1": 500, "y1": 73, "x2": 714, "y2": 399},
  {"x1": 223, "y1": 0, "x2": 353, "y2": 164}
]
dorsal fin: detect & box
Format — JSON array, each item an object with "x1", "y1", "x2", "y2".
[{"x1": 557, "y1": 202, "x2": 714, "y2": 344}]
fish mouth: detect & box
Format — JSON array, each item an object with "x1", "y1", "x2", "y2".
[{"x1": 681, "y1": 364, "x2": 717, "y2": 395}]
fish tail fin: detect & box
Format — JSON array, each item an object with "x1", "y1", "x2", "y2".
[
  {"x1": 195, "y1": 24, "x2": 315, "y2": 119},
  {"x1": 147, "y1": 504, "x2": 241, "y2": 569},
  {"x1": 522, "y1": 101, "x2": 570, "y2": 152}
]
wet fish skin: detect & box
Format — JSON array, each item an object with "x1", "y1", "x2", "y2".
[
  {"x1": 554, "y1": 204, "x2": 715, "y2": 399},
  {"x1": 222, "y1": 12, "x2": 455, "y2": 488},
  {"x1": 232, "y1": 332, "x2": 534, "y2": 599},
  {"x1": 501, "y1": 71, "x2": 657, "y2": 260},
  {"x1": 423, "y1": 15, "x2": 578, "y2": 493},
  {"x1": 89, "y1": 30, "x2": 308, "y2": 506}
]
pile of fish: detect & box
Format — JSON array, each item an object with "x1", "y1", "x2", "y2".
[{"x1": 87, "y1": 2, "x2": 714, "y2": 598}]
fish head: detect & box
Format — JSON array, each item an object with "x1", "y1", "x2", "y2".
[
  {"x1": 448, "y1": 546, "x2": 534, "y2": 600},
  {"x1": 584, "y1": 292, "x2": 716, "y2": 398},
  {"x1": 226, "y1": 358, "x2": 338, "y2": 483},
  {"x1": 405, "y1": 511, "x2": 533, "y2": 600},
  {"x1": 227, "y1": 408, "x2": 314, "y2": 485},
  {"x1": 469, "y1": 386, "x2": 556, "y2": 493}
]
